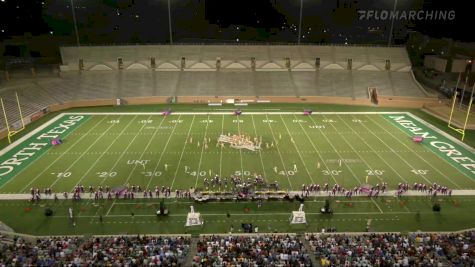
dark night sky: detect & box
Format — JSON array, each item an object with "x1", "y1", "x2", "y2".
[{"x1": 0, "y1": 0, "x2": 472, "y2": 44}]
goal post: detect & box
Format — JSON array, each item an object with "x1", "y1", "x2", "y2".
[
  {"x1": 447, "y1": 91, "x2": 473, "y2": 141},
  {"x1": 1, "y1": 92, "x2": 26, "y2": 144}
]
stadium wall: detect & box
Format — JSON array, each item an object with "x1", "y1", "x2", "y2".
[
  {"x1": 0, "y1": 230, "x2": 190, "y2": 242},
  {"x1": 48, "y1": 99, "x2": 116, "y2": 112},
  {"x1": 122, "y1": 96, "x2": 170, "y2": 105},
  {"x1": 39, "y1": 95, "x2": 439, "y2": 111},
  {"x1": 2, "y1": 229, "x2": 475, "y2": 240},
  {"x1": 423, "y1": 102, "x2": 475, "y2": 130},
  {"x1": 175, "y1": 95, "x2": 438, "y2": 108},
  {"x1": 0, "y1": 95, "x2": 439, "y2": 141}
]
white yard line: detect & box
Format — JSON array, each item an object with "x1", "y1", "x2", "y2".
[
  {"x1": 65, "y1": 115, "x2": 138, "y2": 189},
  {"x1": 66, "y1": 211, "x2": 413, "y2": 218},
  {"x1": 236, "y1": 116, "x2": 244, "y2": 179},
  {"x1": 42, "y1": 111, "x2": 474, "y2": 156},
  {"x1": 219, "y1": 114, "x2": 224, "y2": 177},
  {"x1": 62, "y1": 115, "x2": 138, "y2": 189},
  {"x1": 194, "y1": 115, "x2": 211, "y2": 188},
  {"x1": 371, "y1": 198, "x2": 384, "y2": 214},
  {"x1": 265, "y1": 114, "x2": 293, "y2": 190},
  {"x1": 5, "y1": 111, "x2": 474, "y2": 194},
  {"x1": 279, "y1": 114, "x2": 315, "y2": 185},
  {"x1": 336, "y1": 114, "x2": 410, "y2": 184},
  {"x1": 144, "y1": 115, "x2": 182, "y2": 191},
  {"x1": 402, "y1": 203, "x2": 412, "y2": 213},
  {"x1": 105, "y1": 199, "x2": 116, "y2": 216},
  {"x1": 0, "y1": 115, "x2": 93, "y2": 191},
  {"x1": 0, "y1": 113, "x2": 65, "y2": 156},
  {"x1": 307, "y1": 114, "x2": 364, "y2": 185},
  {"x1": 368, "y1": 115, "x2": 463, "y2": 189},
  {"x1": 293, "y1": 114, "x2": 339, "y2": 185},
  {"x1": 60, "y1": 111, "x2": 411, "y2": 116},
  {"x1": 344, "y1": 114, "x2": 430, "y2": 186},
  {"x1": 406, "y1": 114, "x2": 475, "y2": 184},
  {"x1": 17, "y1": 116, "x2": 110, "y2": 192},
  {"x1": 2, "y1": 189, "x2": 474, "y2": 199},
  {"x1": 170, "y1": 115, "x2": 196, "y2": 189},
  {"x1": 14, "y1": 111, "x2": 471, "y2": 154},
  {"x1": 111, "y1": 199, "x2": 375, "y2": 205},
  {"x1": 408, "y1": 113, "x2": 475, "y2": 154},
  {"x1": 250, "y1": 115, "x2": 268, "y2": 181},
  {"x1": 102, "y1": 115, "x2": 155, "y2": 187}
]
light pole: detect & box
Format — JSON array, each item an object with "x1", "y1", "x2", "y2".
[
  {"x1": 167, "y1": 0, "x2": 173, "y2": 44},
  {"x1": 298, "y1": 0, "x2": 303, "y2": 44},
  {"x1": 69, "y1": 0, "x2": 80, "y2": 46},
  {"x1": 387, "y1": 0, "x2": 398, "y2": 47}
]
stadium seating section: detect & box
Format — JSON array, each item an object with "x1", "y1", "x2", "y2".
[
  {"x1": 0, "y1": 235, "x2": 190, "y2": 266},
  {"x1": 1, "y1": 232, "x2": 474, "y2": 266},
  {"x1": 0, "y1": 45, "x2": 429, "y2": 130}
]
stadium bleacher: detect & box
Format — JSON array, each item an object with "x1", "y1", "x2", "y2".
[
  {"x1": 59, "y1": 45, "x2": 412, "y2": 72},
  {"x1": 193, "y1": 234, "x2": 312, "y2": 266},
  {"x1": 0, "y1": 235, "x2": 190, "y2": 266},
  {"x1": 0, "y1": 45, "x2": 428, "y2": 130},
  {"x1": 307, "y1": 231, "x2": 475, "y2": 266},
  {"x1": 1, "y1": 232, "x2": 473, "y2": 266}
]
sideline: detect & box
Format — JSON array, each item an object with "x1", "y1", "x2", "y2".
[{"x1": 0, "y1": 189, "x2": 474, "y2": 200}]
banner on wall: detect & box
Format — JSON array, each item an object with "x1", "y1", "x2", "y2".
[
  {"x1": 11, "y1": 121, "x2": 23, "y2": 131},
  {"x1": 30, "y1": 111, "x2": 44, "y2": 122},
  {"x1": 23, "y1": 116, "x2": 31, "y2": 125}
]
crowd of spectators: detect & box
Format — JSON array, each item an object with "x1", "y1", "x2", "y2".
[
  {"x1": 2, "y1": 232, "x2": 474, "y2": 266},
  {"x1": 193, "y1": 234, "x2": 312, "y2": 267},
  {"x1": 0, "y1": 235, "x2": 190, "y2": 266},
  {"x1": 307, "y1": 231, "x2": 475, "y2": 266},
  {"x1": 0, "y1": 236, "x2": 83, "y2": 266}
]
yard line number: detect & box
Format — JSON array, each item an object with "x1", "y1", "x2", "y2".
[
  {"x1": 142, "y1": 171, "x2": 162, "y2": 177},
  {"x1": 322, "y1": 170, "x2": 342, "y2": 176},
  {"x1": 366, "y1": 170, "x2": 385, "y2": 176},
  {"x1": 51, "y1": 172, "x2": 71, "y2": 178},
  {"x1": 97, "y1": 171, "x2": 117, "y2": 178},
  {"x1": 411, "y1": 169, "x2": 429, "y2": 175}
]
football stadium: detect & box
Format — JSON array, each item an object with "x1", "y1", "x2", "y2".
[{"x1": 0, "y1": 1, "x2": 474, "y2": 266}]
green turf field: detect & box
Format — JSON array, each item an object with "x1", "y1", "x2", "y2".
[
  {"x1": 0, "y1": 196, "x2": 474, "y2": 235},
  {"x1": 0, "y1": 111, "x2": 474, "y2": 193}
]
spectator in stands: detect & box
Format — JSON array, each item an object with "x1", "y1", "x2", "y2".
[
  {"x1": 0, "y1": 235, "x2": 190, "y2": 266},
  {"x1": 193, "y1": 234, "x2": 312, "y2": 266},
  {"x1": 306, "y1": 231, "x2": 475, "y2": 267}
]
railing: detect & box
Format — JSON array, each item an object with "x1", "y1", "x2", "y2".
[
  {"x1": 2, "y1": 229, "x2": 474, "y2": 239},
  {"x1": 60, "y1": 42, "x2": 405, "y2": 48}
]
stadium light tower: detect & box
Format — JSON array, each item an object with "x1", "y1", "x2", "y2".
[
  {"x1": 167, "y1": 0, "x2": 173, "y2": 44},
  {"x1": 387, "y1": 0, "x2": 398, "y2": 47},
  {"x1": 69, "y1": 0, "x2": 80, "y2": 46},
  {"x1": 298, "y1": 0, "x2": 303, "y2": 45}
]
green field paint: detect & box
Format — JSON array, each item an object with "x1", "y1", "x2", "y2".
[
  {"x1": 384, "y1": 114, "x2": 475, "y2": 179},
  {"x1": 0, "y1": 115, "x2": 89, "y2": 187}
]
